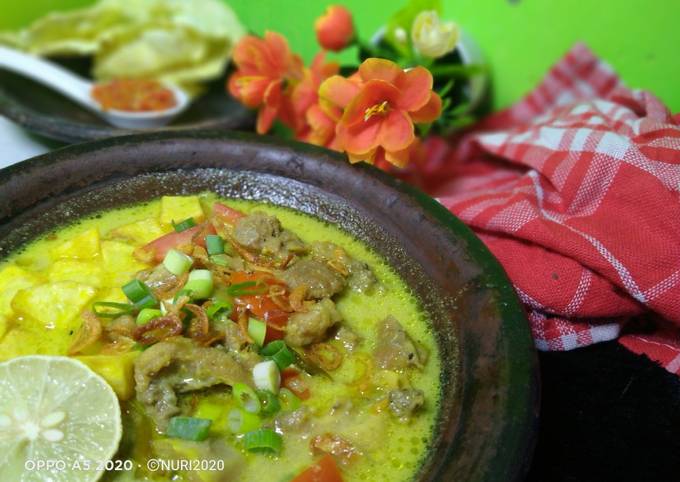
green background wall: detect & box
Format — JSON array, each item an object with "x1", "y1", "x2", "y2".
[{"x1": 2, "y1": 0, "x2": 678, "y2": 111}]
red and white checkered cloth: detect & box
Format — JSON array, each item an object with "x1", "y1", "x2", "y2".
[{"x1": 408, "y1": 44, "x2": 680, "y2": 374}]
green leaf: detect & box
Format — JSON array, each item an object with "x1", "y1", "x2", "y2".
[
  {"x1": 448, "y1": 100, "x2": 473, "y2": 117},
  {"x1": 440, "y1": 96, "x2": 452, "y2": 113},
  {"x1": 437, "y1": 114, "x2": 477, "y2": 136},
  {"x1": 429, "y1": 63, "x2": 487, "y2": 79},
  {"x1": 270, "y1": 121, "x2": 295, "y2": 140},
  {"x1": 437, "y1": 79, "x2": 455, "y2": 98},
  {"x1": 416, "y1": 122, "x2": 433, "y2": 137},
  {"x1": 384, "y1": 0, "x2": 443, "y2": 56}
]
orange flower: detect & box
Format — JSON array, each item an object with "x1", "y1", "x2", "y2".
[
  {"x1": 289, "y1": 52, "x2": 339, "y2": 138},
  {"x1": 304, "y1": 72, "x2": 361, "y2": 148},
  {"x1": 228, "y1": 31, "x2": 303, "y2": 134},
  {"x1": 302, "y1": 103, "x2": 341, "y2": 148},
  {"x1": 319, "y1": 58, "x2": 441, "y2": 167},
  {"x1": 315, "y1": 5, "x2": 355, "y2": 52}
]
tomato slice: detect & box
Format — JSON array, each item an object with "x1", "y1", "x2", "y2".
[
  {"x1": 229, "y1": 271, "x2": 290, "y2": 342},
  {"x1": 281, "y1": 368, "x2": 311, "y2": 400},
  {"x1": 291, "y1": 454, "x2": 343, "y2": 482},
  {"x1": 263, "y1": 316, "x2": 285, "y2": 343},
  {"x1": 142, "y1": 223, "x2": 215, "y2": 262},
  {"x1": 213, "y1": 202, "x2": 245, "y2": 224}
]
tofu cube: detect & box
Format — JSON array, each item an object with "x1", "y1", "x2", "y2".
[
  {"x1": 54, "y1": 228, "x2": 101, "y2": 259},
  {"x1": 0, "y1": 265, "x2": 41, "y2": 316},
  {"x1": 12, "y1": 281, "x2": 96, "y2": 330},
  {"x1": 49, "y1": 259, "x2": 104, "y2": 288},
  {"x1": 109, "y1": 217, "x2": 167, "y2": 245},
  {"x1": 76, "y1": 351, "x2": 140, "y2": 400},
  {"x1": 100, "y1": 240, "x2": 149, "y2": 286}
]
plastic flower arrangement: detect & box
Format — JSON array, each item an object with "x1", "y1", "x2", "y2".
[{"x1": 228, "y1": 0, "x2": 483, "y2": 169}]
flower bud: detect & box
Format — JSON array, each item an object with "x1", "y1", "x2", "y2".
[
  {"x1": 315, "y1": 5, "x2": 355, "y2": 52},
  {"x1": 411, "y1": 10, "x2": 459, "y2": 59},
  {"x1": 394, "y1": 27, "x2": 408, "y2": 44}
]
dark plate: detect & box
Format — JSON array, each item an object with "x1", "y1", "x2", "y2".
[
  {"x1": 0, "y1": 58, "x2": 254, "y2": 143},
  {"x1": 0, "y1": 130, "x2": 539, "y2": 481}
]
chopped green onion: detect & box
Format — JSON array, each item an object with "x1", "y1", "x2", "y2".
[
  {"x1": 261, "y1": 340, "x2": 295, "y2": 371},
  {"x1": 163, "y1": 249, "x2": 193, "y2": 276},
  {"x1": 227, "y1": 281, "x2": 256, "y2": 294},
  {"x1": 257, "y1": 390, "x2": 281, "y2": 417},
  {"x1": 166, "y1": 416, "x2": 211, "y2": 441},
  {"x1": 92, "y1": 301, "x2": 134, "y2": 318},
  {"x1": 181, "y1": 284, "x2": 203, "y2": 300},
  {"x1": 172, "y1": 217, "x2": 196, "y2": 232},
  {"x1": 121, "y1": 279, "x2": 157, "y2": 311},
  {"x1": 210, "y1": 254, "x2": 231, "y2": 267},
  {"x1": 227, "y1": 281, "x2": 268, "y2": 297},
  {"x1": 206, "y1": 300, "x2": 232, "y2": 322},
  {"x1": 227, "y1": 409, "x2": 262, "y2": 434},
  {"x1": 248, "y1": 318, "x2": 267, "y2": 346},
  {"x1": 136, "y1": 308, "x2": 162, "y2": 325},
  {"x1": 212, "y1": 285, "x2": 235, "y2": 301},
  {"x1": 233, "y1": 383, "x2": 261, "y2": 414},
  {"x1": 188, "y1": 270, "x2": 212, "y2": 283},
  {"x1": 160, "y1": 298, "x2": 174, "y2": 315},
  {"x1": 222, "y1": 242, "x2": 234, "y2": 255},
  {"x1": 253, "y1": 360, "x2": 281, "y2": 394},
  {"x1": 205, "y1": 235, "x2": 224, "y2": 255},
  {"x1": 271, "y1": 347, "x2": 295, "y2": 371},
  {"x1": 134, "y1": 293, "x2": 158, "y2": 311},
  {"x1": 242, "y1": 428, "x2": 283, "y2": 454},
  {"x1": 122, "y1": 279, "x2": 152, "y2": 303},
  {"x1": 278, "y1": 388, "x2": 301, "y2": 412},
  {"x1": 184, "y1": 269, "x2": 213, "y2": 300},
  {"x1": 260, "y1": 340, "x2": 285, "y2": 356}
]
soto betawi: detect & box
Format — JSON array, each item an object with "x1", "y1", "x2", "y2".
[{"x1": 0, "y1": 194, "x2": 441, "y2": 481}]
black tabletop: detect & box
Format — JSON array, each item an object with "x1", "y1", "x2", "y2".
[{"x1": 526, "y1": 341, "x2": 680, "y2": 482}]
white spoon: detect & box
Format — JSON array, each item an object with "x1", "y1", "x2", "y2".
[{"x1": 0, "y1": 46, "x2": 190, "y2": 129}]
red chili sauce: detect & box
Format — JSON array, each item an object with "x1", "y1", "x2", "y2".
[{"x1": 91, "y1": 79, "x2": 176, "y2": 112}]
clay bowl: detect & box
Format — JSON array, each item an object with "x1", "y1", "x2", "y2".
[{"x1": 0, "y1": 130, "x2": 539, "y2": 481}]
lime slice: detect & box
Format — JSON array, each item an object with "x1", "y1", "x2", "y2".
[{"x1": 0, "y1": 355, "x2": 122, "y2": 482}]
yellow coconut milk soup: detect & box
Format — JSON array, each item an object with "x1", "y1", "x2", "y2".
[{"x1": 0, "y1": 194, "x2": 440, "y2": 482}]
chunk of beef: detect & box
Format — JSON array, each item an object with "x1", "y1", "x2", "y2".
[
  {"x1": 333, "y1": 326, "x2": 361, "y2": 352},
  {"x1": 284, "y1": 298, "x2": 342, "y2": 347},
  {"x1": 223, "y1": 321, "x2": 248, "y2": 352},
  {"x1": 310, "y1": 241, "x2": 376, "y2": 293},
  {"x1": 373, "y1": 316, "x2": 427, "y2": 370},
  {"x1": 134, "y1": 337, "x2": 251, "y2": 429},
  {"x1": 222, "y1": 322, "x2": 262, "y2": 370},
  {"x1": 233, "y1": 212, "x2": 278, "y2": 250},
  {"x1": 280, "y1": 258, "x2": 346, "y2": 299},
  {"x1": 346, "y1": 260, "x2": 376, "y2": 293},
  {"x1": 233, "y1": 212, "x2": 305, "y2": 258},
  {"x1": 309, "y1": 241, "x2": 346, "y2": 269},
  {"x1": 388, "y1": 388, "x2": 425, "y2": 421}
]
